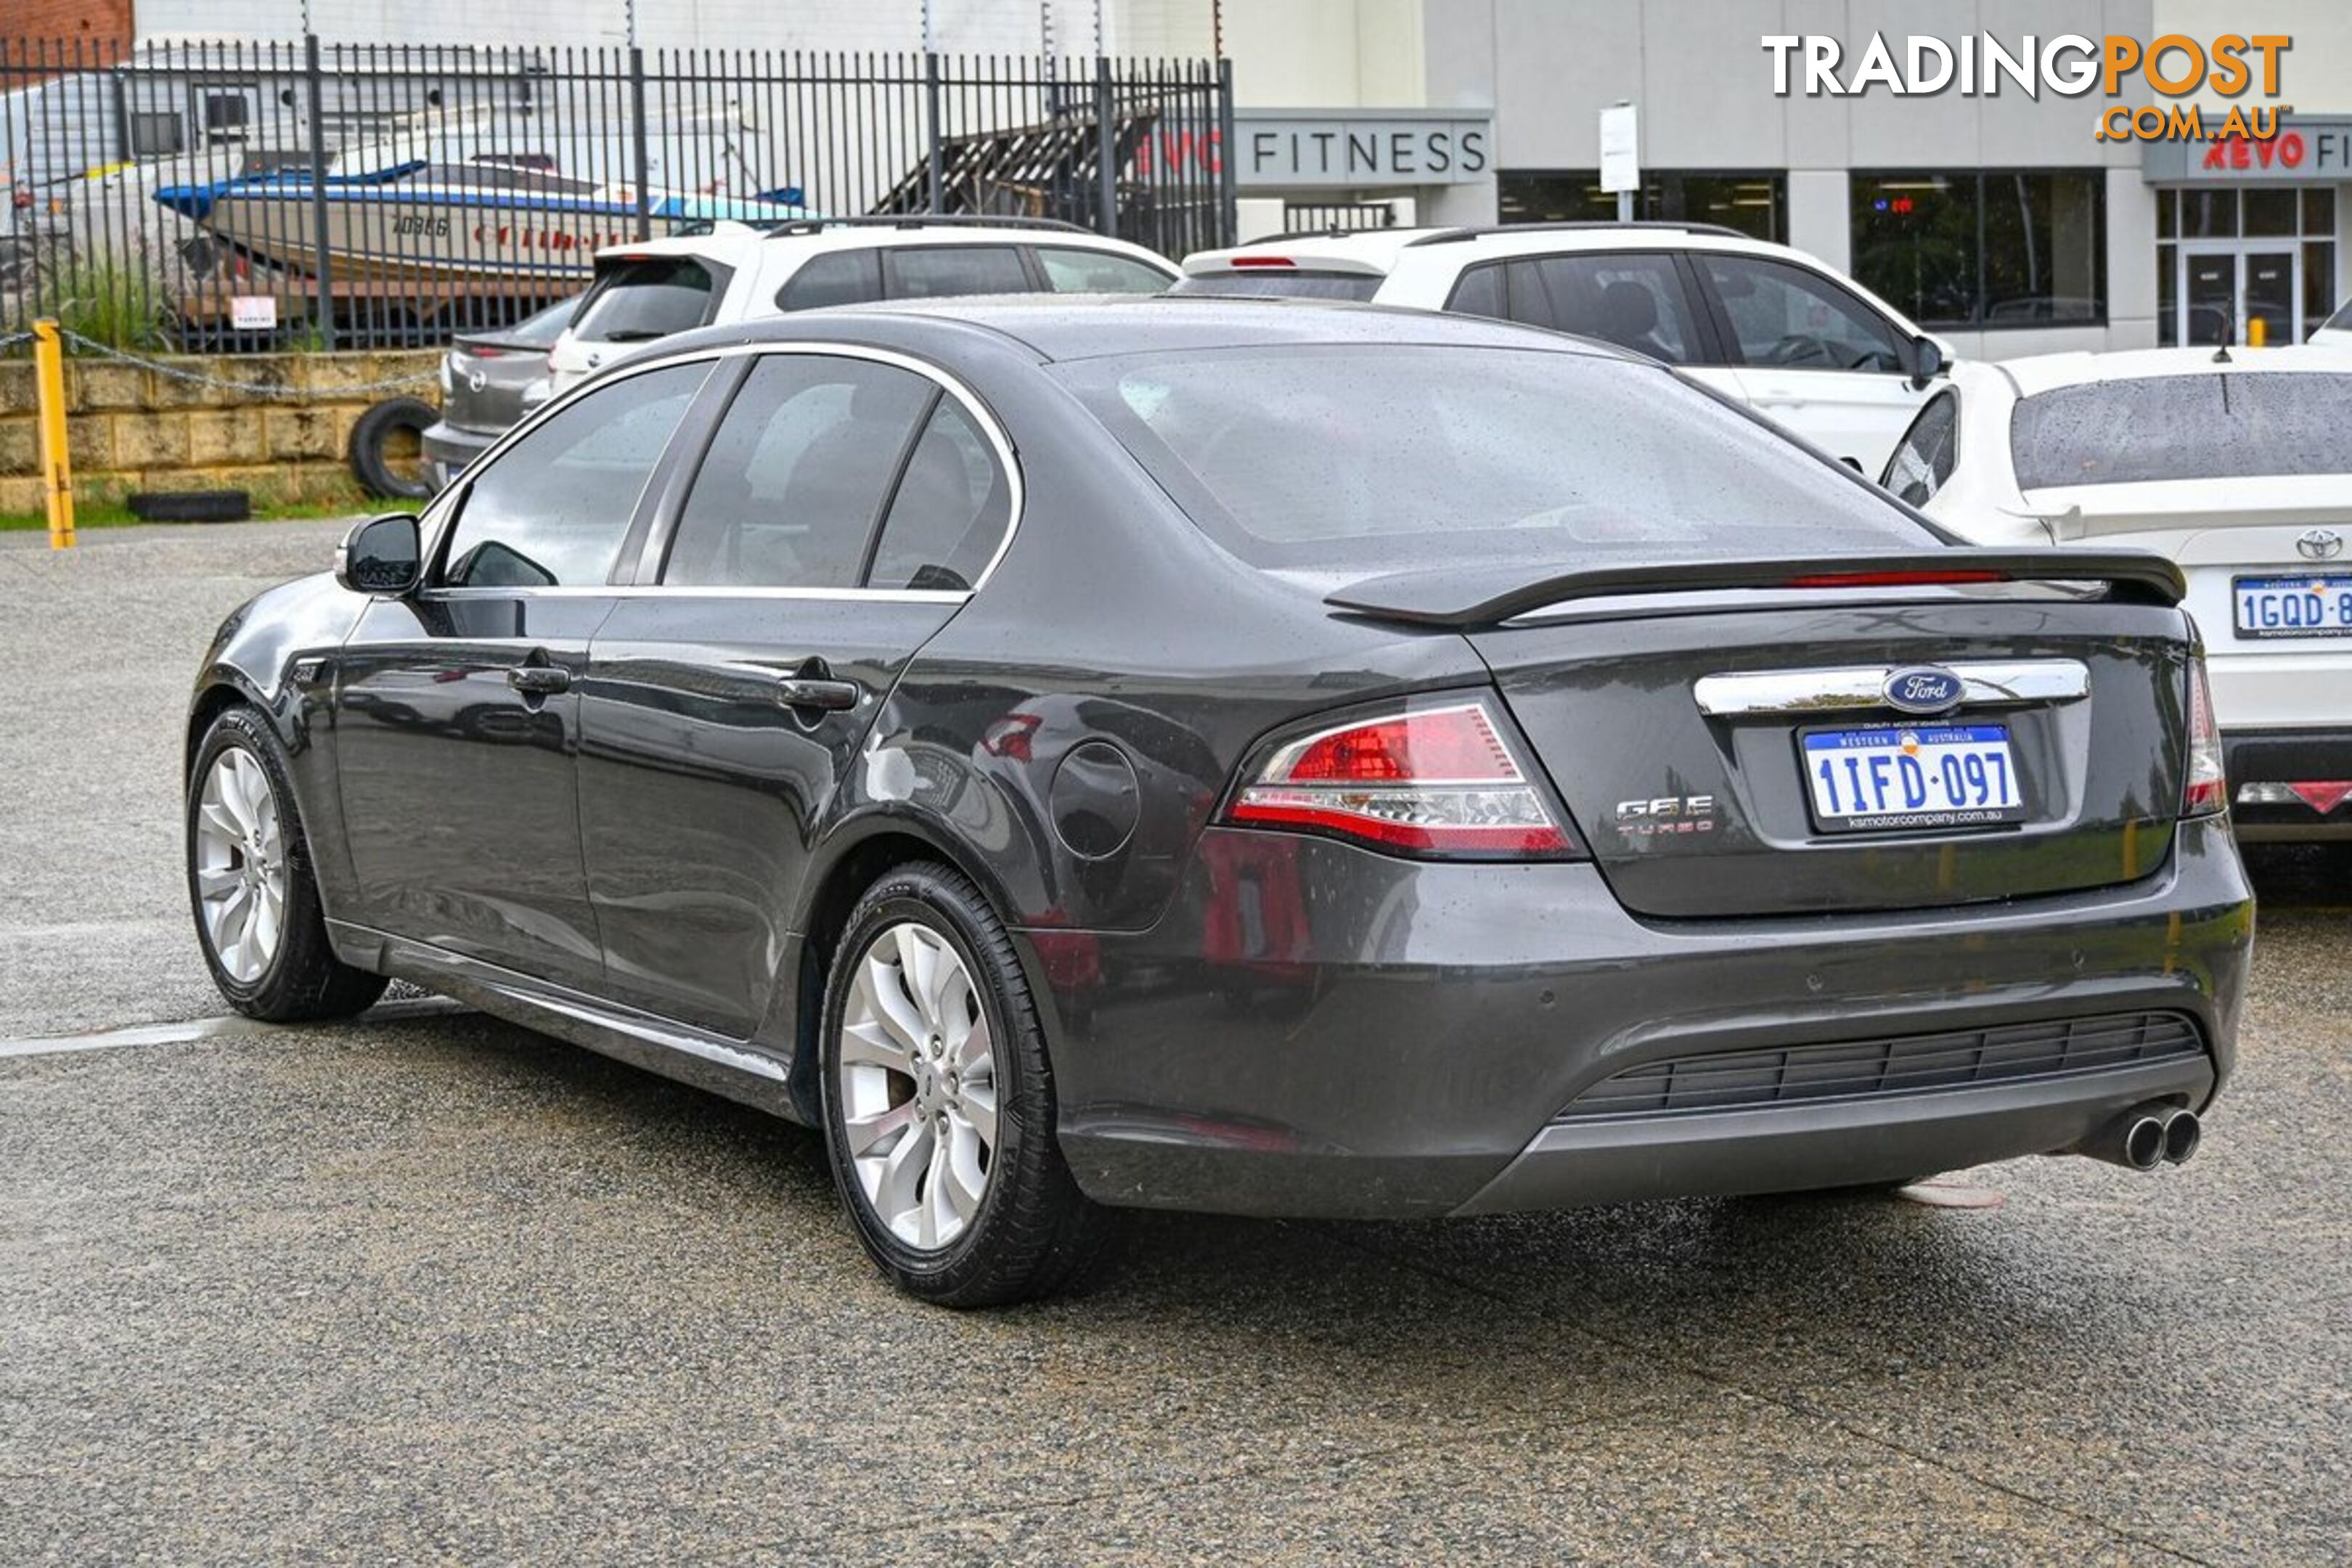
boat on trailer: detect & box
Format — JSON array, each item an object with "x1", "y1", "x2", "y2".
[{"x1": 154, "y1": 158, "x2": 808, "y2": 282}]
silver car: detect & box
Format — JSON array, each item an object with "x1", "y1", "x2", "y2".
[{"x1": 420, "y1": 295, "x2": 581, "y2": 489}]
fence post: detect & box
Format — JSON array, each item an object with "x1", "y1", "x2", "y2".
[
  {"x1": 1216, "y1": 57, "x2": 1238, "y2": 248},
  {"x1": 303, "y1": 36, "x2": 337, "y2": 351},
  {"x1": 629, "y1": 46, "x2": 653, "y2": 242},
  {"x1": 31, "y1": 319, "x2": 74, "y2": 550},
  {"x1": 1093, "y1": 57, "x2": 1116, "y2": 237},
  {"x1": 924, "y1": 53, "x2": 944, "y2": 214}
]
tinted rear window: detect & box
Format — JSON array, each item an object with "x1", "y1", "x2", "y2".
[
  {"x1": 1169, "y1": 271, "x2": 1383, "y2": 301},
  {"x1": 2011, "y1": 372, "x2": 2352, "y2": 488},
  {"x1": 574, "y1": 258, "x2": 723, "y2": 342},
  {"x1": 1055, "y1": 344, "x2": 1937, "y2": 573},
  {"x1": 469, "y1": 293, "x2": 580, "y2": 349}
]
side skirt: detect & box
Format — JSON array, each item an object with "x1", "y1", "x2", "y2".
[{"x1": 327, "y1": 920, "x2": 804, "y2": 1122}]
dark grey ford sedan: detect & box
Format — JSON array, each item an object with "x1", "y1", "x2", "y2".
[{"x1": 185, "y1": 298, "x2": 2254, "y2": 1304}]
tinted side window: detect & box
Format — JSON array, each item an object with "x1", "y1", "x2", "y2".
[
  {"x1": 1700, "y1": 254, "x2": 1905, "y2": 372},
  {"x1": 1882, "y1": 388, "x2": 1959, "y2": 504},
  {"x1": 1444, "y1": 262, "x2": 1506, "y2": 321},
  {"x1": 1518, "y1": 253, "x2": 1699, "y2": 363},
  {"x1": 886, "y1": 245, "x2": 1033, "y2": 299},
  {"x1": 779, "y1": 249, "x2": 883, "y2": 311},
  {"x1": 866, "y1": 400, "x2": 1011, "y2": 591},
  {"x1": 443, "y1": 364, "x2": 707, "y2": 587},
  {"x1": 1035, "y1": 246, "x2": 1173, "y2": 293},
  {"x1": 573, "y1": 258, "x2": 725, "y2": 342},
  {"x1": 663, "y1": 356, "x2": 934, "y2": 589}
]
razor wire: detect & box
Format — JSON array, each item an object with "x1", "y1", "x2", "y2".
[{"x1": 31, "y1": 327, "x2": 439, "y2": 399}]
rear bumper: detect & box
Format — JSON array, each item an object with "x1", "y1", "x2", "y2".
[
  {"x1": 2224, "y1": 727, "x2": 2352, "y2": 841},
  {"x1": 1040, "y1": 816, "x2": 2253, "y2": 1220},
  {"x1": 420, "y1": 420, "x2": 496, "y2": 486}
]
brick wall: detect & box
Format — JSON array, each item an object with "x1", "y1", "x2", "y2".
[
  {"x1": 0, "y1": 351, "x2": 440, "y2": 516},
  {"x1": 15, "y1": 0, "x2": 132, "y2": 51}
]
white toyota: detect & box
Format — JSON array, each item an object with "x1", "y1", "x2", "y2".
[
  {"x1": 1178, "y1": 222, "x2": 1950, "y2": 475},
  {"x1": 1883, "y1": 344, "x2": 2352, "y2": 841}
]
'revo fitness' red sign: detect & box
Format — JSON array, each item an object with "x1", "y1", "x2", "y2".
[{"x1": 2147, "y1": 115, "x2": 2352, "y2": 183}]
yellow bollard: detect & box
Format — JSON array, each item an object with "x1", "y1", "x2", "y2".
[
  {"x1": 31, "y1": 318, "x2": 74, "y2": 550},
  {"x1": 2248, "y1": 315, "x2": 2269, "y2": 349}
]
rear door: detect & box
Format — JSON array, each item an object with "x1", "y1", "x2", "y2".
[
  {"x1": 576, "y1": 348, "x2": 1011, "y2": 1035},
  {"x1": 1693, "y1": 250, "x2": 1930, "y2": 472},
  {"x1": 335, "y1": 359, "x2": 716, "y2": 989}
]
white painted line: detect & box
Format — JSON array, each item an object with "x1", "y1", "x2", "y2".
[{"x1": 0, "y1": 995, "x2": 470, "y2": 1061}]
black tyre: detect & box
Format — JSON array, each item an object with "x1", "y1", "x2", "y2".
[
  {"x1": 187, "y1": 706, "x2": 388, "y2": 1022},
  {"x1": 820, "y1": 862, "x2": 1114, "y2": 1307},
  {"x1": 348, "y1": 396, "x2": 438, "y2": 500}
]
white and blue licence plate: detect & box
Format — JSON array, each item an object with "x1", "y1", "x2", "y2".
[
  {"x1": 1802, "y1": 724, "x2": 2027, "y2": 833},
  {"x1": 2233, "y1": 574, "x2": 2352, "y2": 639}
]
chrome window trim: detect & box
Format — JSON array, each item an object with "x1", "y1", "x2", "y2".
[
  {"x1": 422, "y1": 585, "x2": 972, "y2": 605},
  {"x1": 417, "y1": 338, "x2": 1025, "y2": 600},
  {"x1": 1691, "y1": 659, "x2": 2091, "y2": 717}
]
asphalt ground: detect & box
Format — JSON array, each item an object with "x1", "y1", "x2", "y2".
[{"x1": 2, "y1": 522, "x2": 2348, "y2": 1564}]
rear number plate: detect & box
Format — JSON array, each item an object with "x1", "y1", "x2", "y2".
[
  {"x1": 1802, "y1": 724, "x2": 2025, "y2": 833},
  {"x1": 2233, "y1": 574, "x2": 2352, "y2": 638}
]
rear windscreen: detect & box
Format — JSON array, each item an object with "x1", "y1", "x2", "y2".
[
  {"x1": 2011, "y1": 372, "x2": 2352, "y2": 488},
  {"x1": 1169, "y1": 271, "x2": 1383, "y2": 302},
  {"x1": 1055, "y1": 344, "x2": 1940, "y2": 573},
  {"x1": 574, "y1": 258, "x2": 724, "y2": 342}
]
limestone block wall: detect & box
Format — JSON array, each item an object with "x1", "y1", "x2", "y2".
[{"x1": 0, "y1": 351, "x2": 439, "y2": 515}]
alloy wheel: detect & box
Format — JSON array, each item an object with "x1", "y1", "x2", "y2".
[
  {"x1": 193, "y1": 746, "x2": 287, "y2": 984},
  {"x1": 836, "y1": 920, "x2": 999, "y2": 1251}
]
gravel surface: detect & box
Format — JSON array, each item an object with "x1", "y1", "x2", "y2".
[{"x1": 2, "y1": 523, "x2": 2348, "y2": 1563}]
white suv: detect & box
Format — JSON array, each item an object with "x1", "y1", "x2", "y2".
[
  {"x1": 1178, "y1": 222, "x2": 1949, "y2": 475},
  {"x1": 550, "y1": 217, "x2": 1177, "y2": 394}
]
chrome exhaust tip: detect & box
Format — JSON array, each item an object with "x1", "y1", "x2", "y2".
[
  {"x1": 2077, "y1": 1104, "x2": 2171, "y2": 1171},
  {"x1": 2161, "y1": 1108, "x2": 2202, "y2": 1166}
]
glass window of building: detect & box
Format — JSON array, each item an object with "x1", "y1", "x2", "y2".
[
  {"x1": 1850, "y1": 172, "x2": 2106, "y2": 329},
  {"x1": 1500, "y1": 171, "x2": 1787, "y2": 243}
]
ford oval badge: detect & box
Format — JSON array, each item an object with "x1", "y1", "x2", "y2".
[{"x1": 1882, "y1": 666, "x2": 1965, "y2": 714}]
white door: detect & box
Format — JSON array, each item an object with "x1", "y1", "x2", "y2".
[{"x1": 1691, "y1": 251, "x2": 1931, "y2": 474}]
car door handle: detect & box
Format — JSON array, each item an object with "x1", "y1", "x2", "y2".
[
  {"x1": 775, "y1": 677, "x2": 861, "y2": 713},
  {"x1": 506, "y1": 666, "x2": 571, "y2": 696}
]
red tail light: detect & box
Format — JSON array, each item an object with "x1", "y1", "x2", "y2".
[
  {"x1": 981, "y1": 711, "x2": 1042, "y2": 762},
  {"x1": 1223, "y1": 698, "x2": 1581, "y2": 859},
  {"x1": 1228, "y1": 256, "x2": 1297, "y2": 269},
  {"x1": 2182, "y1": 658, "x2": 2226, "y2": 817}
]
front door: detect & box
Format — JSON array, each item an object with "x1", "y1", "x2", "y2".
[
  {"x1": 578, "y1": 349, "x2": 1012, "y2": 1037},
  {"x1": 1691, "y1": 250, "x2": 1930, "y2": 475},
  {"x1": 335, "y1": 359, "x2": 715, "y2": 990},
  {"x1": 2178, "y1": 243, "x2": 2302, "y2": 346}
]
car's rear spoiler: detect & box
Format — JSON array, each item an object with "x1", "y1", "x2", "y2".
[{"x1": 1323, "y1": 550, "x2": 2186, "y2": 629}]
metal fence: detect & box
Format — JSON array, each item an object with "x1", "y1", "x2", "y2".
[{"x1": 2, "y1": 38, "x2": 1234, "y2": 353}]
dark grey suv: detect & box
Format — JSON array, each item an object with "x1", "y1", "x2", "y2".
[{"x1": 185, "y1": 299, "x2": 2253, "y2": 1305}]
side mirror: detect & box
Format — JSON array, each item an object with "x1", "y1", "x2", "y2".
[
  {"x1": 1906, "y1": 334, "x2": 1947, "y2": 389},
  {"x1": 336, "y1": 512, "x2": 421, "y2": 595}
]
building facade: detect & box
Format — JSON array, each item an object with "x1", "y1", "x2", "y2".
[{"x1": 1228, "y1": 0, "x2": 2352, "y2": 359}]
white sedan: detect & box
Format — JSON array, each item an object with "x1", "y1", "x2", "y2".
[{"x1": 1883, "y1": 344, "x2": 2352, "y2": 841}]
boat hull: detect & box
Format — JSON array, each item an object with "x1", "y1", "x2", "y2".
[{"x1": 158, "y1": 180, "x2": 799, "y2": 282}]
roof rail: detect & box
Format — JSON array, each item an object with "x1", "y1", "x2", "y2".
[
  {"x1": 1405, "y1": 219, "x2": 1754, "y2": 248},
  {"x1": 759, "y1": 214, "x2": 1101, "y2": 238}
]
